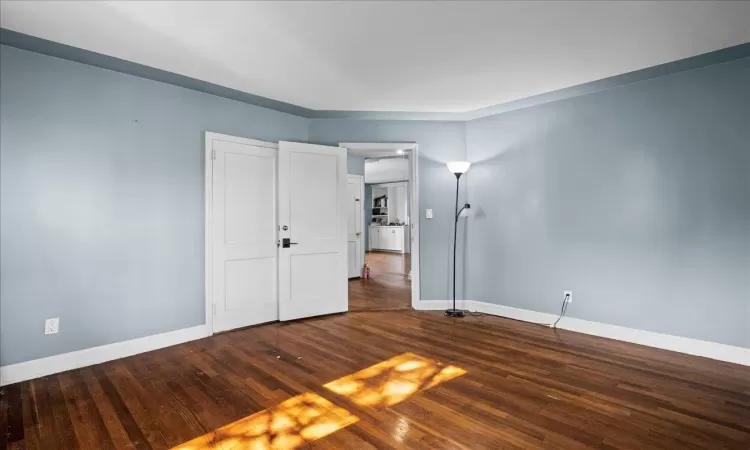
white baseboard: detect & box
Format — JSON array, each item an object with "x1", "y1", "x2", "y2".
[
  {"x1": 0, "y1": 324, "x2": 211, "y2": 386},
  {"x1": 4, "y1": 301, "x2": 746, "y2": 386},
  {"x1": 414, "y1": 299, "x2": 475, "y2": 311},
  {"x1": 416, "y1": 300, "x2": 750, "y2": 367}
]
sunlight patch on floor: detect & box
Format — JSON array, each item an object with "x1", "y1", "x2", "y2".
[
  {"x1": 171, "y1": 392, "x2": 358, "y2": 450},
  {"x1": 323, "y1": 352, "x2": 466, "y2": 407}
]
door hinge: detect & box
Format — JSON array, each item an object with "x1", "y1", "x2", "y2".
[
  {"x1": 211, "y1": 149, "x2": 216, "y2": 160},
  {"x1": 212, "y1": 304, "x2": 216, "y2": 315}
]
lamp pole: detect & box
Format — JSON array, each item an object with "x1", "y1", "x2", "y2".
[{"x1": 446, "y1": 172, "x2": 469, "y2": 318}]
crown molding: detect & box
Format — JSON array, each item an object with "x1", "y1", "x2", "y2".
[
  {"x1": 0, "y1": 28, "x2": 314, "y2": 118},
  {"x1": 2, "y1": 28, "x2": 748, "y2": 121}
]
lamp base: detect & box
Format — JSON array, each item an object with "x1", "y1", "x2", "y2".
[{"x1": 444, "y1": 309, "x2": 465, "y2": 318}]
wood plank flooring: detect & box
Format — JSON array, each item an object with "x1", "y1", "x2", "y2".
[
  {"x1": 349, "y1": 252, "x2": 411, "y2": 312},
  {"x1": 2, "y1": 309, "x2": 749, "y2": 449}
]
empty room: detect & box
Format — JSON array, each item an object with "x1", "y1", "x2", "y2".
[{"x1": 0, "y1": 1, "x2": 748, "y2": 449}]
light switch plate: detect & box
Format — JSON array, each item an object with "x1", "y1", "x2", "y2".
[{"x1": 426, "y1": 209, "x2": 433, "y2": 219}]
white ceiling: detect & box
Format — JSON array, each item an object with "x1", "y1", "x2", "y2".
[
  {"x1": 2, "y1": 1, "x2": 749, "y2": 113},
  {"x1": 365, "y1": 158, "x2": 410, "y2": 184}
]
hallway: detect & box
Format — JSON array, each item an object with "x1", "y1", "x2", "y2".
[{"x1": 349, "y1": 252, "x2": 411, "y2": 311}]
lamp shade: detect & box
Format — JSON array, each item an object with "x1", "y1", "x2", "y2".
[{"x1": 447, "y1": 161, "x2": 471, "y2": 174}]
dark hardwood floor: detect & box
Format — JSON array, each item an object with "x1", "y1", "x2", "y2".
[
  {"x1": 2, "y1": 309, "x2": 749, "y2": 449},
  {"x1": 349, "y1": 251, "x2": 411, "y2": 312}
]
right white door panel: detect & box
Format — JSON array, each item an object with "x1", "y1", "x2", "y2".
[{"x1": 278, "y1": 141, "x2": 347, "y2": 322}]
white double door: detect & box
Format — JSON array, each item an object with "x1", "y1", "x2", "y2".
[{"x1": 210, "y1": 134, "x2": 348, "y2": 332}]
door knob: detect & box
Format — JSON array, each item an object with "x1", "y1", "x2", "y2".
[
  {"x1": 356, "y1": 232, "x2": 361, "y2": 236},
  {"x1": 282, "y1": 238, "x2": 299, "y2": 248}
]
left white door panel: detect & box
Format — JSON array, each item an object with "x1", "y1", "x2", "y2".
[{"x1": 211, "y1": 138, "x2": 278, "y2": 332}]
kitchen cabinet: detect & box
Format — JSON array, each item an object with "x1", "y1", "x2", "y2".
[
  {"x1": 371, "y1": 186, "x2": 389, "y2": 223},
  {"x1": 389, "y1": 227, "x2": 403, "y2": 251},
  {"x1": 369, "y1": 182, "x2": 408, "y2": 226},
  {"x1": 369, "y1": 226, "x2": 381, "y2": 250},
  {"x1": 369, "y1": 225, "x2": 408, "y2": 253}
]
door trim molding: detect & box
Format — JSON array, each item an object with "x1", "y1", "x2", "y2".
[
  {"x1": 339, "y1": 143, "x2": 420, "y2": 306},
  {"x1": 204, "y1": 132, "x2": 278, "y2": 336},
  {"x1": 346, "y1": 174, "x2": 365, "y2": 277}
]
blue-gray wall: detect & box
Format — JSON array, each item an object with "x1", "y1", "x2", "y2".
[
  {"x1": 2, "y1": 41, "x2": 748, "y2": 369},
  {"x1": 347, "y1": 154, "x2": 365, "y2": 176},
  {"x1": 0, "y1": 46, "x2": 309, "y2": 365},
  {"x1": 309, "y1": 120, "x2": 468, "y2": 301},
  {"x1": 466, "y1": 57, "x2": 750, "y2": 348}
]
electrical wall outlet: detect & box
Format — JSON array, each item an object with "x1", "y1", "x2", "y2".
[
  {"x1": 425, "y1": 209, "x2": 433, "y2": 219},
  {"x1": 45, "y1": 318, "x2": 59, "y2": 335},
  {"x1": 564, "y1": 291, "x2": 573, "y2": 303}
]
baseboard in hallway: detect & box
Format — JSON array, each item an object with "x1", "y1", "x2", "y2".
[{"x1": 349, "y1": 306, "x2": 414, "y2": 313}]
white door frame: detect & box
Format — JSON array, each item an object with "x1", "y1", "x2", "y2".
[
  {"x1": 339, "y1": 142, "x2": 421, "y2": 308},
  {"x1": 205, "y1": 132, "x2": 279, "y2": 335},
  {"x1": 347, "y1": 174, "x2": 365, "y2": 276}
]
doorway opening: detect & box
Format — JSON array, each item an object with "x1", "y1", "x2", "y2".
[{"x1": 341, "y1": 143, "x2": 419, "y2": 312}]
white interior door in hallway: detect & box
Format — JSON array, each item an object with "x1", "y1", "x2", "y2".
[
  {"x1": 278, "y1": 141, "x2": 348, "y2": 321},
  {"x1": 347, "y1": 175, "x2": 364, "y2": 278},
  {"x1": 210, "y1": 136, "x2": 278, "y2": 333}
]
